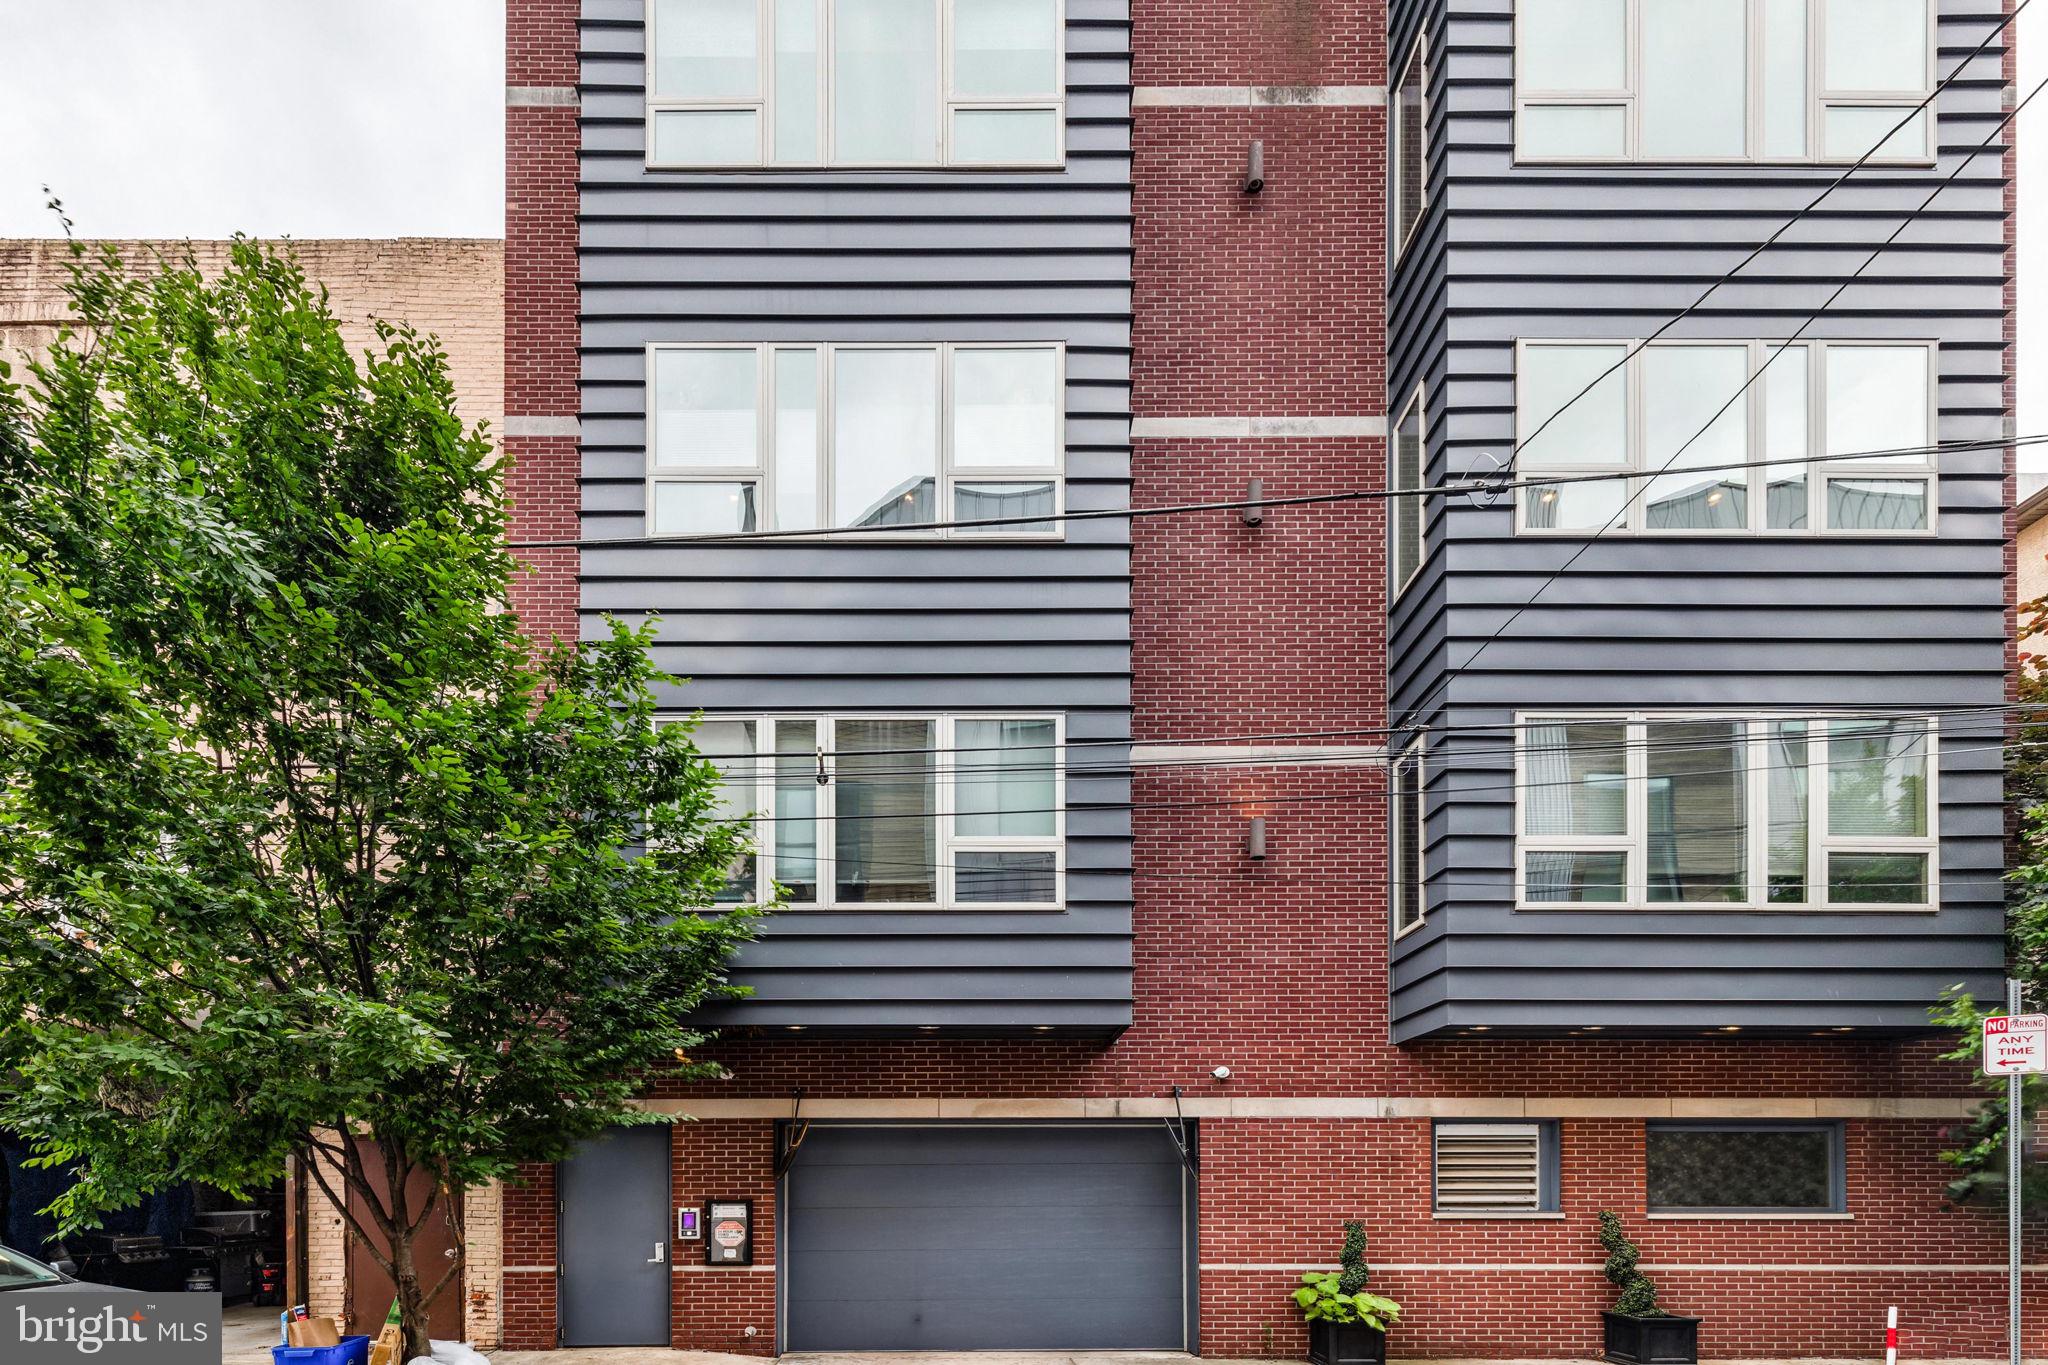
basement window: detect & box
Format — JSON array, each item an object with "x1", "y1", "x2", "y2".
[{"x1": 1646, "y1": 1122, "x2": 1845, "y2": 1214}]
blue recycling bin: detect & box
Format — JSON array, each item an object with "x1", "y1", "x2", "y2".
[{"x1": 272, "y1": 1313, "x2": 371, "y2": 1365}]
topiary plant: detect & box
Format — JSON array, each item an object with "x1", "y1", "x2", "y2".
[
  {"x1": 1597, "y1": 1211, "x2": 1662, "y2": 1318},
  {"x1": 1294, "y1": 1220, "x2": 1403, "y2": 1330}
]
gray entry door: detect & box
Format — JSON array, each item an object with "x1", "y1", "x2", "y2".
[
  {"x1": 784, "y1": 1124, "x2": 1188, "y2": 1352},
  {"x1": 558, "y1": 1126, "x2": 671, "y2": 1347}
]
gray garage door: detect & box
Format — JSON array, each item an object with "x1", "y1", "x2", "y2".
[{"x1": 783, "y1": 1124, "x2": 1190, "y2": 1352}]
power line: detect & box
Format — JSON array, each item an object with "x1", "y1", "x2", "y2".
[
  {"x1": 675, "y1": 700, "x2": 2039, "y2": 772},
  {"x1": 506, "y1": 433, "x2": 2038, "y2": 549},
  {"x1": 1395, "y1": 69, "x2": 2041, "y2": 733},
  {"x1": 1498, "y1": 0, "x2": 2030, "y2": 477},
  {"x1": 686, "y1": 732, "x2": 2028, "y2": 828}
]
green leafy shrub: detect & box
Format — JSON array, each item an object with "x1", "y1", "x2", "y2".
[
  {"x1": 1597, "y1": 1211, "x2": 1661, "y2": 1317},
  {"x1": 1294, "y1": 1220, "x2": 1402, "y2": 1330}
]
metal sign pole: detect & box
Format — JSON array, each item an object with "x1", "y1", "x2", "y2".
[{"x1": 2012, "y1": 975, "x2": 2024, "y2": 1365}]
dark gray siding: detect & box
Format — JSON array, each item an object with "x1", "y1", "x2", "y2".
[
  {"x1": 1386, "y1": 0, "x2": 2010, "y2": 1040},
  {"x1": 579, "y1": 0, "x2": 1134, "y2": 1032}
]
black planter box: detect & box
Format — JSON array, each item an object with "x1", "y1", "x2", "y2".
[
  {"x1": 1307, "y1": 1319, "x2": 1387, "y2": 1365},
  {"x1": 1602, "y1": 1310, "x2": 1701, "y2": 1365}
]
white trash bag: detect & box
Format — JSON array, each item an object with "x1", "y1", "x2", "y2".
[{"x1": 407, "y1": 1343, "x2": 490, "y2": 1365}]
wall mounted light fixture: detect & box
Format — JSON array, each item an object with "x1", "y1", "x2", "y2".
[
  {"x1": 1241, "y1": 477, "x2": 1265, "y2": 527},
  {"x1": 1246, "y1": 816, "x2": 1267, "y2": 860},
  {"x1": 1244, "y1": 140, "x2": 1265, "y2": 193}
]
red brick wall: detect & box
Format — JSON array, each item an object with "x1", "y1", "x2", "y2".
[
  {"x1": 505, "y1": 0, "x2": 580, "y2": 650},
  {"x1": 501, "y1": 1162, "x2": 558, "y2": 1350},
  {"x1": 671, "y1": 1123, "x2": 778, "y2": 1354}
]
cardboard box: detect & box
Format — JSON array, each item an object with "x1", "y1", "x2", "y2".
[{"x1": 286, "y1": 1316, "x2": 342, "y2": 1349}]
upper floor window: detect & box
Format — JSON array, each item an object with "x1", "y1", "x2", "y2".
[
  {"x1": 649, "y1": 342, "x2": 1064, "y2": 538},
  {"x1": 1390, "y1": 387, "x2": 1425, "y2": 592},
  {"x1": 691, "y1": 713, "x2": 1065, "y2": 909},
  {"x1": 1516, "y1": 713, "x2": 1936, "y2": 910},
  {"x1": 1390, "y1": 33, "x2": 1428, "y2": 253},
  {"x1": 1391, "y1": 740, "x2": 1426, "y2": 936},
  {"x1": 1514, "y1": 0, "x2": 1934, "y2": 164},
  {"x1": 1516, "y1": 340, "x2": 1935, "y2": 536},
  {"x1": 648, "y1": 0, "x2": 1065, "y2": 167}
]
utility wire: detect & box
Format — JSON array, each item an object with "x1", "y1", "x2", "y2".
[
  {"x1": 674, "y1": 699, "x2": 2039, "y2": 770},
  {"x1": 1395, "y1": 69, "x2": 2041, "y2": 733},
  {"x1": 684, "y1": 733, "x2": 2028, "y2": 828},
  {"x1": 507, "y1": 433, "x2": 2036, "y2": 549},
  {"x1": 1498, "y1": 0, "x2": 2029, "y2": 475}
]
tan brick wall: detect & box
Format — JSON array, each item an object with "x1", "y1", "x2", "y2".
[
  {"x1": 301, "y1": 1150, "x2": 350, "y2": 1324},
  {"x1": 0, "y1": 238, "x2": 502, "y2": 432},
  {"x1": 461, "y1": 1180, "x2": 504, "y2": 1349}
]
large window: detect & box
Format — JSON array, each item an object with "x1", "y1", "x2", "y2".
[
  {"x1": 648, "y1": 343, "x2": 1063, "y2": 538},
  {"x1": 1646, "y1": 1122, "x2": 1845, "y2": 1214},
  {"x1": 1392, "y1": 741, "x2": 1426, "y2": 936},
  {"x1": 1390, "y1": 33, "x2": 1428, "y2": 254},
  {"x1": 648, "y1": 0, "x2": 1064, "y2": 167},
  {"x1": 685, "y1": 713, "x2": 1064, "y2": 908},
  {"x1": 1390, "y1": 387, "x2": 1425, "y2": 593},
  {"x1": 1515, "y1": 0, "x2": 1934, "y2": 163},
  {"x1": 1516, "y1": 340, "x2": 1935, "y2": 536},
  {"x1": 1517, "y1": 714, "x2": 1936, "y2": 910}
]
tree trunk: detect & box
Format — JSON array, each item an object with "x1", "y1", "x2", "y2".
[{"x1": 391, "y1": 1229, "x2": 433, "y2": 1363}]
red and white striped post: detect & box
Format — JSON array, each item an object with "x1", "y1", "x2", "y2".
[{"x1": 1885, "y1": 1305, "x2": 1898, "y2": 1365}]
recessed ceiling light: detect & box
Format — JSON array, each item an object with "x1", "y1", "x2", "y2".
[
  {"x1": 1032, "y1": 1025, "x2": 1055, "y2": 1033},
  {"x1": 1718, "y1": 1026, "x2": 1742, "y2": 1033},
  {"x1": 785, "y1": 1024, "x2": 807, "y2": 1032},
  {"x1": 917, "y1": 1025, "x2": 940, "y2": 1033}
]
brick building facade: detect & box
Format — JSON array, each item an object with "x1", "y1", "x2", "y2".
[{"x1": 498, "y1": 0, "x2": 2025, "y2": 1357}]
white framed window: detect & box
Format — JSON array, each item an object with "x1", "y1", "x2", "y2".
[
  {"x1": 1515, "y1": 712, "x2": 1938, "y2": 911},
  {"x1": 1390, "y1": 386, "x2": 1426, "y2": 595},
  {"x1": 1515, "y1": 339, "x2": 1936, "y2": 536},
  {"x1": 1391, "y1": 739, "x2": 1426, "y2": 937},
  {"x1": 1433, "y1": 1122, "x2": 1560, "y2": 1214},
  {"x1": 1513, "y1": 0, "x2": 1935, "y2": 164},
  {"x1": 680, "y1": 713, "x2": 1065, "y2": 909},
  {"x1": 648, "y1": 342, "x2": 1064, "y2": 538},
  {"x1": 647, "y1": 0, "x2": 1065, "y2": 168},
  {"x1": 1391, "y1": 31, "x2": 1428, "y2": 255}
]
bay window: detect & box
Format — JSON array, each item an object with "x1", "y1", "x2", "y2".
[
  {"x1": 1517, "y1": 714, "x2": 1936, "y2": 909},
  {"x1": 648, "y1": 0, "x2": 1064, "y2": 167},
  {"x1": 649, "y1": 342, "x2": 1063, "y2": 537},
  {"x1": 1515, "y1": 0, "x2": 1934, "y2": 163},
  {"x1": 686, "y1": 713, "x2": 1064, "y2": 908},
  {"x1": 1517, "y1": 340, "x2": 1935, "y2": 535}
]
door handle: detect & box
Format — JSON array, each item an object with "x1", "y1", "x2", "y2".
[{"x1": 647, "y1": 1242, "x2": 666, "y2": 1264}]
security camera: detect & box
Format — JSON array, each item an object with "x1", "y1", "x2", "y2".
[{"x1": 1211, "y1": 1065, "x2": 1233, "y2": 1082}]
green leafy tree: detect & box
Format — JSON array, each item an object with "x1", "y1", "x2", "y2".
[
  {"x1": 1597, "y1": 1211, "x2": 1660, "y2": 1317},
  {"x1": 0, "y1": 238, "x2": 757, "y2": 1358}
]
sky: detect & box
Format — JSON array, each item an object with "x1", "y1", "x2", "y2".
[
  {"x1": 0, "y1": 0, "x2": 502, "y2": 240},
  {"x1": 0, "y1": 0, "x2": 2040, "y2": 458}
]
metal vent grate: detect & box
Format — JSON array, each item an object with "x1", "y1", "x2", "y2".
[{"x1": 1434, "y1": 1122, "x2": 1543, "y2": 1211}]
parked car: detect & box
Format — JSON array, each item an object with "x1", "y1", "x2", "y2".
[{"x1": 0, "y1": 1244, "x2": 124, "y2": 1294}]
